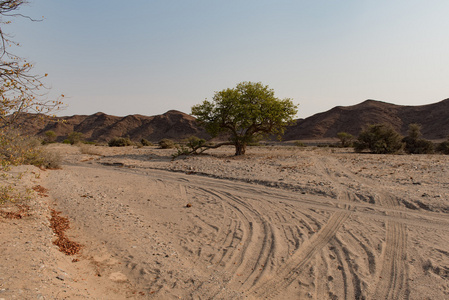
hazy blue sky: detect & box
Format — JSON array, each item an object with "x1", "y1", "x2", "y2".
[{"x1": 9, "y1": 0, "x2": 449, "y2": 118}]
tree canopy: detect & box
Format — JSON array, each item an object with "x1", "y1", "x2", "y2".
[
  {"x1": 191, "y1": 81, "x2": 298, "y2": 155},
  {"x1": 0, "y1": 0, "x2": 62, "y2": 129}
]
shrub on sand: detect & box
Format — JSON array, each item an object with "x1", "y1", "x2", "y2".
[
  {"x1": 402, "y1": 124, "x2": 434, "y2": 154},
  {"x1": 354, "y1": 124, "x2": 404, "y2": 154},
  {"x1": 108, "y1": 137, "x2": 134, "y2": 147},
  {"x1": 437, "y1": 139, "x2": 449, "y2": 154},
  {"x1": 0, "y1": 129, "x2": 61, "y2": 169},
  {"x1": 141, "y1": 138, "x2": 153, "y2": 146},
  {"x1": 159, "y1": 139, "x2": 176, "y2": 149}
]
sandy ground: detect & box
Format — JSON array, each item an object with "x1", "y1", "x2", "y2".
[{"x1": 1, "y1": 143, "x2": 449, "y2": 299}]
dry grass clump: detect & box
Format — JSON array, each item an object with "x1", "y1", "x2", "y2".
[
  {"x1": 141, "y1": 138, "x2": 153, "y2": 146},
  {"x1": 0, "y1": 129, "x2": 61, "y2": 169},
  {"x1": 78, "y1": 144, "x2": 105, "y2": 156},
  {"x1": 159, "y1": 138, "x2": 176, "y2": 149},
  {"x1": 0, "y1": 184, "x2": 33, "y2": 205}
]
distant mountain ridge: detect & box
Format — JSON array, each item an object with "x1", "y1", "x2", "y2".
[
  {"x1": 283, "y1": 98, "x2": 449, "y2": 141},
  {"x1": 18, "y1": 110, "x2": 209, "y2": 143},
  {"x1": 15, "y1": 98, "x2": 449, "y2": 142}
]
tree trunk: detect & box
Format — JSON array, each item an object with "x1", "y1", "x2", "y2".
[{"x1": 235, "y1": 143, "x2": 246, "y2": 156}]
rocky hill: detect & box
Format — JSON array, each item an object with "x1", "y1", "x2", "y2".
[
  {"x1": 18, "y1": 110, "x2": 209, "y2": 143},
  {"x1": 283, "y1": 98, "x2": 449, "y2": 141},
  {"x1": 14, "y1": 98, "x2": 449, "y2": 142}
]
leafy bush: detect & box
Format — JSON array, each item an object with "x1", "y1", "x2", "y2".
[
  {"x1": 43, "y1": 130, "x2": 57, "y2": 144},
  {"x1": 108, "y1": 137, "x2": 133, "y2": 147},
  {"x1": 171, "y1": 136, "x2": 209, "y2": 159},
  {"x1": 437, "y1": 139, "x2": 449, "y2": 154},
  {"x1": 67, "y1": 132, "x2": 84, "y2": 145},
  {"x1": 402, "y1": 124, "x2": 434, "y2": 154},
  {"x1": 337, "y1": 132, "x2": 354, "y2": 148},
  {"x1": 141, "y1": 138, "x2": 153, "y2": 146},
  {"x1": 185, "y1": 136, "x2": 206, "y2": 151},
  {"x1": 354, "y1": 124, "x2": 404, "y2": 154},
  {"x1": 159, "y1": 139, "x2": 176, "y2": 149}
]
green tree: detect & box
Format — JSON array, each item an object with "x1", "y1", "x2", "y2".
[
  {"x1": 354, "y1": 123, "x2": 404, "y2": 154},
  {"x1": 337, "y1": 132, "x2": 354, "y2": 148},
  {"x1": 402, "y1": 123, "x2": 434, "y2": 154},
  {"x1": 191, "y1": 82, "x2": 297, "y2": 155}
]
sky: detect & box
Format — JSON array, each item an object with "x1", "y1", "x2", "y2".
[{"x1": 8, "y1": 0, "x2": 449, "y2": 118}]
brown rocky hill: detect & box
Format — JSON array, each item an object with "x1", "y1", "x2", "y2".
[
  {"x1": 14, "y1": 98, "x2": 449, "y2": 142},
  {"x1": 18, "y1": 110, "x2": 209, "y2": 143},
  {"x1": 283, "y1": 98, "x2": 449, "y2": 141}
]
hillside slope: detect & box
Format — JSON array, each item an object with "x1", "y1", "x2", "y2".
[
  {"x1": 283, "y1": 98, "x2": 449, "y2": 140},
  {"x1": 13, "y1": 98, "x2": 449, "y2": 142}
]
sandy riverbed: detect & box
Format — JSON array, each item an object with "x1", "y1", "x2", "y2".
[{"x1": 1, "y1": 144, "x2": 449, "y2": 299}]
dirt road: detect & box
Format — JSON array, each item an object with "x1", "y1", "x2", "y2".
[{"x1": 41, "y1": 146, "x2": 449, "y2": 299}]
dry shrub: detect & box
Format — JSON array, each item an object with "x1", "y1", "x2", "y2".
[
  {"x1": 0, "y1": 128, "x2": 60, "y2": 169},
  {"x1": 159, "y1": 138, "x2": 176, "y2": 149},
  {"x1": 403, "y1": 124, "x2": 434, "y2": 154},
  {"x1": 78, "y1": 144, "x2": 104, "y2": 156},
  {"x1": 141, "y1": 138, "x2": 153, "y2": 146}
]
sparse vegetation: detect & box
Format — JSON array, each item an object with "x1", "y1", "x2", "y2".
[
  {"x1": 43, "y1": 130, "x2": 57, "y2": 144},
  {"x1": 437, "y1": 137, "x2": 449, "y2": 154},
  {"x1": 337, "y1": 132, "x2": 354, "y2": 148},
  {"x1": 78, "y1": 144, "x2": 104, "y2": 156},
  {"x1": 108, "y1": 137, "x2": 133, "y2": 147},
  {"x1": 141, "y1": 138, "x2": 153, "y2": 146},
  {"x1": 31, "y1": 149, "x2": 61, "y2": 169},
  {"x1": 294, "y1": 141, "x2": 306, "y2": 147},
  {"x1": 0, "y1": 1, "x2": 64, "y2": 130},
  {"x1": 159, "y1": 138, "x2": 176, "y2": 149},
  {"x1": 185, "y1": 136, "x2": 206, "y2": 152},
  {"x1": 403, "y1": 124, "x2": 434, "y2": 154},
  {"x1": 172, "y1": 136, "x2": 209, "y2": 159},
  {"x1": 67, "y1": 132, "x2": 84, "y2": 145},
  {"x1": 0, "y1": 185, "x2": 30, "y2": 205},
  {"x1": 354, "y1": 123, "x2": 404, "y2": 154},
  {"x1": 0, "y1": 129, "x2": 61, "y2": 170}
]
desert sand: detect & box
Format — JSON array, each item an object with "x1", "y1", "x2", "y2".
[{"x1": 1, "y1": 144, "x2": 449, "y2": 299}]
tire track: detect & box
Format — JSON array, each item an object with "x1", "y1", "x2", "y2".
[
  {"x1": 53, "y1": 162, "x2": 446, "y2": 299},
  {"x1": 250, "y1": 210, "x2": 351, "y2": 298},
  {"x1": 314, "y1": 155, "x2": 410, "y2": 299},
  {"x1": 372, "y1": 215, "x2": 408, "y2": 300}
]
